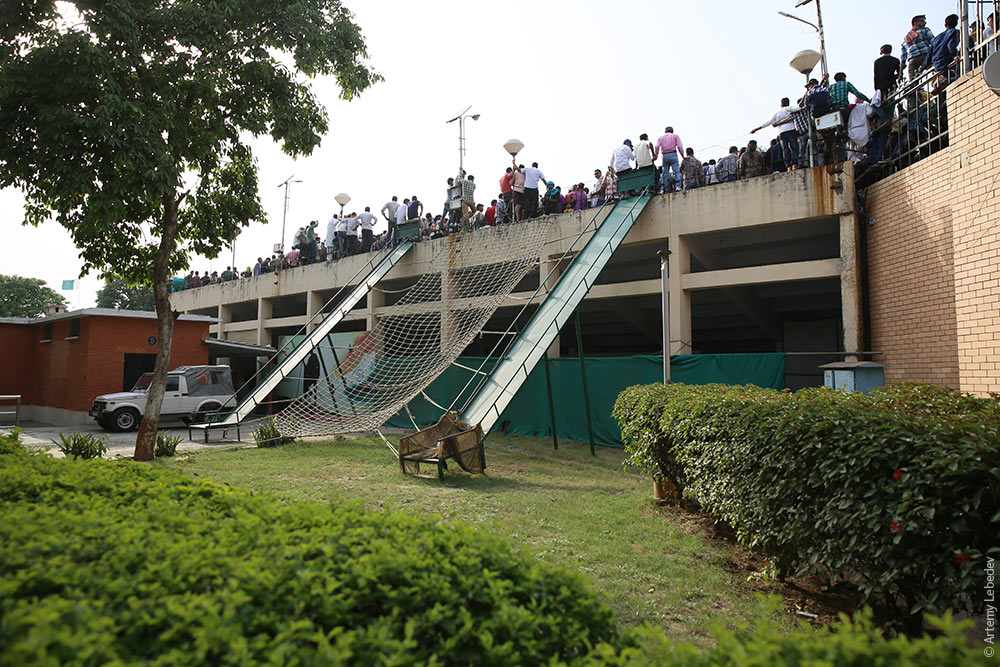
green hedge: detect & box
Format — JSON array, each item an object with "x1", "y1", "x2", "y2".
[
  {"x1": 614, "y1": 383, "x2": 1000, "y2": 632},
  {"x1": 0, "y1": 431, "x2": 984, "y2": 664},
  {"x1": 0, "y1": 441, "x2": 619, "y2": 664},
  {"x1": 586, "y1": 603, "x2": 978, "y2": 665}
]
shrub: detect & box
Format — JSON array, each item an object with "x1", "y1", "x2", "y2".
[
  {"x1": 0, "y1": 428, "x2": 26, "y2": 456},
  {"x1": 0, "y1": 454, "x2": 620, "y2": 664},
  {"x1": 613, "y1": 382, "x2": 1000, "y2": 632},
  {"x1": 613, "y1": 383, "x2": 689, "y2": 495},
  {"x1": 584, "y1": 600, "x2": 979, "y2": 666},
  {"x1": 51, "y1": 432, "x2": 108, "y2": 460},
  {"x1": 253, "y1": 417, "x2": 294, "y2": 448},
  {"x1": 153, "y1": 432, "x2": 183, "y2": 457}
]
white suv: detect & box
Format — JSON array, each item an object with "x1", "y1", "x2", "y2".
[{"x1": 90, "y1": 365, "x2": 237, "y2": 432}]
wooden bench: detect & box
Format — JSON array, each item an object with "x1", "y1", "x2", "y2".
[{"x1": 398, "y1": 412, "x2": 485, "y2": 480}]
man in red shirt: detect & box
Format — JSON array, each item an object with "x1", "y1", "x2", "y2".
[
  {"x1": 485, "y1": 200, "x2": 497, "y2": 226},
  {"x1": 499, "y1": 167, "x2": 513, "y2": 223}
]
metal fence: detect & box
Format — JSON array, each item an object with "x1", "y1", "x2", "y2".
[
  {"x1": 0, "y1": 395, "x2": 22, "y2": 428},
  {"x1": 857, "y1": 0, "x2": 998, "y2": 186}
]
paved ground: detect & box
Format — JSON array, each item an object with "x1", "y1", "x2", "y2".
[{"x1": 2, "y1": 420, "x2": 248, "y2": 458}]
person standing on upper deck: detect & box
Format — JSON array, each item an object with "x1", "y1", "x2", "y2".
[
  {"x1": 654, "y1": 127, "x2": 684, "y2": 193},
  {"x1": 874, "y1": 45, "x2": 901, "y2": 100},
  {"x1": 901, "y1": 14, "x2": 935, "y2": 81},
  {"x1": 610, "y1": 139, "x2": 635, "y2": 177},
  {"x1": 521, "y1": 162, "x2": 545, "y2": 219}
]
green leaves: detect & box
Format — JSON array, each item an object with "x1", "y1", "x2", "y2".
[
  {"x1": 0, "y1": 274, "x2": 67, "y2": 317},
  {"x1": 0, "y1": 0, "x2": 380, "y2": 285},
  {"x1": 0, "y1": 447, "x2": 620, "y2": 664},
  {"x1": 614, "y1": 382, "x2": 1000, "y2": 632}
]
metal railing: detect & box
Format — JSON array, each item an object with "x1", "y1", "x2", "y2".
[
  {"x1": 857, "y1": 1, "x2": 999, "y2": 186},
  {"x1": 0, "y1": 395, "x2": 22, "y2": 427}
]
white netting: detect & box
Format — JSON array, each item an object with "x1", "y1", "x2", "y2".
[{"x1": 272, "y1": 220, "x2": 552, "y2": 437}]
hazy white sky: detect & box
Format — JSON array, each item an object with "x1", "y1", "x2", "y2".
[{"x1": 1, "y1": 0, "x2": 958, "y2": 307}]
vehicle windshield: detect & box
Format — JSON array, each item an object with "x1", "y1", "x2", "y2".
[{"x1": 131, "y1": 373, "x2": 154, "y2": 392}]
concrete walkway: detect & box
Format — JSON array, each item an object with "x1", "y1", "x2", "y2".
[{"x1": 1, "y1": 421, "x2": 248, "y2": 459}]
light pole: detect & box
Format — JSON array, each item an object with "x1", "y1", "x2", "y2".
[
  {"x1": 779, "y1": 0, "x2": 828, "y2": 79},
  {"x1": 446, "y1": 106, "x2": 480, "y2": 173},
  {"x1": 657, "y1": 249, "x2": 671, "y2": 384},
  {"x1": 278, "y1": 174, "x2": 302, "y2": 252},
  {"x1": 334, "y1": 192, "x2": 351, "y2": 217},
  {"x1": 503, "y1": 139, "x2": 524, "y2": 221}
]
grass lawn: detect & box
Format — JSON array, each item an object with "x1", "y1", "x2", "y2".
[{"x1": 160, "y1": 433, "x2": 783, "y2": 647}]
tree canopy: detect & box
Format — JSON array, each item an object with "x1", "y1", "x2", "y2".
[
  {"x1": 0, "y1": 274, "x2": 67, "y2": 318},
  {"x1": 96, "y1": 278, "x2": 155, "y2": 311},
  {"x1": 0, "y1": 0, "x2": 379, "y2": 458}
]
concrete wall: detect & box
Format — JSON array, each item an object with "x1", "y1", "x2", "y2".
[
  {"x1": 866, "y1": 67, "x2": 1000, "y2": 394},
  {"x1": 172, "y1": 164, "x2": 861, "y2": 372}
]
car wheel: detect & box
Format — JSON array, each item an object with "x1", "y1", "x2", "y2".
[{"x1": 112, "y1": 408, "x2": 141, "y2": 432}]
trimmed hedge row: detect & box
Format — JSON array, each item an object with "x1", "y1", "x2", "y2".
[
  {"x1": 0, "y1": 430, "x2": 983, "y2": 664},
  {"x1": 614, "y1": 382, "x2": 1000, "y2": 631},
  {"x1": 0, "y1": 436, "x2": 618, "y2": 664}
]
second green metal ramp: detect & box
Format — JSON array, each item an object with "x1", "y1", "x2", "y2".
[{"x1": 461, "y1": 195, "x2": 651, "y2": 433}]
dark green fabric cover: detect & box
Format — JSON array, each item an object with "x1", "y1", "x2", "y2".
[{"x1": 386, "y1": 354, "x2": 785, "y2": 447}]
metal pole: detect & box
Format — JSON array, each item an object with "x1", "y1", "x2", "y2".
[
  {"x1": 574, "y1": 311, "x2": 596, "y2": 456},
  {"x1": 960, "y1": 0, "x2": 970, "y2": 75},
  {"x1": 657, "y1": 250, "x2": 671, "y2": 384},
  {"x1": 459, "y1": 116, "x2": 464, "y2": 173},
  {"x1": 815, "y1": 0, "x2": 828, "y2": 79},
  {"x1": 543, "y1": 355, "x2": 558, "y2": 450}
]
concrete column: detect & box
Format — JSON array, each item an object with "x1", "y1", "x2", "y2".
[
  {"x1": 367, "y1": 284, "x2": 385, "y2": 332},
  {"x1": 668, "y1": 234, "x2": 692, "y2": 356},
  {"x1": 440, "y1": 270, "x2": 456, "y2": 354},
  {"x1": 542, "y1": 256, "x2": 562, "y2": 357},
  {"x1": 218, "y1": 304, "x2": 232, "y2": 341},
  {"x1": 256, "y1": 297, "x2": 272, "y2": 347},
  {"x1": 306, "y1": 290, "x2": 324, "y2": 332},
  {"x1": 839, "y1": 213, "x2": 863, "y2": 361}
]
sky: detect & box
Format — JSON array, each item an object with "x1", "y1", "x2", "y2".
[{"x1": 0, "y1": 0, "x2": 960, "y2": 308}]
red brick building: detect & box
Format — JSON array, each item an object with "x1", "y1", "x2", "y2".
[{"x1": 0, "y1": 308, "x2": 215, "y2": 425}]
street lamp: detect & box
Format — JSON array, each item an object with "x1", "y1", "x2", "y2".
[
  {"x1": 278, "y1": 174, "x2": 303, "y2": 252},
  {"x1": 446, "y1": 106, "x2": 480, "y2": 172},
  {"x1": 790, "y1": 49, "x2": 822, "y2": 82},
  {"x1": 503, "y1": 138, "x2": 524, "y2": 162},
  {"x1": 334, "y1": 192, "x2": 351, "y2": 217},
  {"x1": 778, "y1": 0, "x2": 828, "y2": 79}
]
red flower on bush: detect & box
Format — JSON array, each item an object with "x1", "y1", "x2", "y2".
[
  {"x1": 954, "y1": 553, "x2": 968, "y2": 565},
  {"x1": 893, "y1": 469, "x2": 902, "y2": 480},
  {"x1": 889, "y1": 521, "x2": 902, "y2": 532}
]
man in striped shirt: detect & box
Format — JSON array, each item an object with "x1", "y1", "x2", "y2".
[{"x1": 901, "y1": 14, "x2": 935, "y2": 81}]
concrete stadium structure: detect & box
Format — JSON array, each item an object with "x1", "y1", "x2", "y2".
[{"x1": 171, "y1": 164, "x2": 862, "y2": 390}]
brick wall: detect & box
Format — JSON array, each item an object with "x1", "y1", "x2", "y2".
[
  {"x1": 866, "y1": 68, "x2": 1000, "y2": 394},
  {"x1": 0, "y1": 314, "x2": 210, "y2": 414},
  {"x1": 0, "y1": 322, "x2": 37, "y2": 401}
]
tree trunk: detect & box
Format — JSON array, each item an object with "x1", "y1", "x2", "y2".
[{"x1": 134, "y1": 195, "x2": 181, "y2": 461}]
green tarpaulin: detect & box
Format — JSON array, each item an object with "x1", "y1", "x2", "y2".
[{"x1": 386, "y1": 354, "x2": 785, "y2": 447}]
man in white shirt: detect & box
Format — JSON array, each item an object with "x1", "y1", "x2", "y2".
[
  {"x1": 520, "y1": 162, "x2": 545, "y2": 219},
  {"x1": 634, "y1": 134, "x2": 655, "y2": 169},
  {"x1": 346, "y1": 213, "x2": 361, "y2": 255},
  {"x1": 381, "y1": 196, "x2": 400, "y2": 247},
  {"x1": 610, "y1": 139, "x2": 635, "y2": 176},
  {"x1": 335, "y1": 214, "x2": 349, "y2": 257},
  {"x1": 358, "y1": 207, "x2": 377, "y2": 252},
  {"x1": 751, "y1": 97, "x2": 802, "y2": 169},
  {"x1": 325, "y1": 215, "x2": 338, "y2": 262},
  {"x1": 394, "y1": 197, "x2": 409, "y2": 244}
]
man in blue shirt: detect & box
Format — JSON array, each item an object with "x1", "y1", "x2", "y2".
[{"x1": 925, "y1": 14, "x2": 960, "y2": 75}]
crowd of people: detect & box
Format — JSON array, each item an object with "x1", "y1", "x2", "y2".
[{"x1": 172, "y1": 10, "x2": 983, "y2": 293}]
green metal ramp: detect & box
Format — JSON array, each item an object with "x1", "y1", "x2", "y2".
[
  {"x1": 190, "y1": 242, "x2": 415, "y2": 434},
  {"x1": 461, "y1": 195, "x2": 652, "y2": 433}
]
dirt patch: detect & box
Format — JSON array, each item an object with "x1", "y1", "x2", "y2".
[{"x1": 655, "y1": 500, "x2": 859, "y2": 628}]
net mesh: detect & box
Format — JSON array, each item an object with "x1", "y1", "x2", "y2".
[{"x1": 272, "y1": 220, "x2": 552, "y2": 437}]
